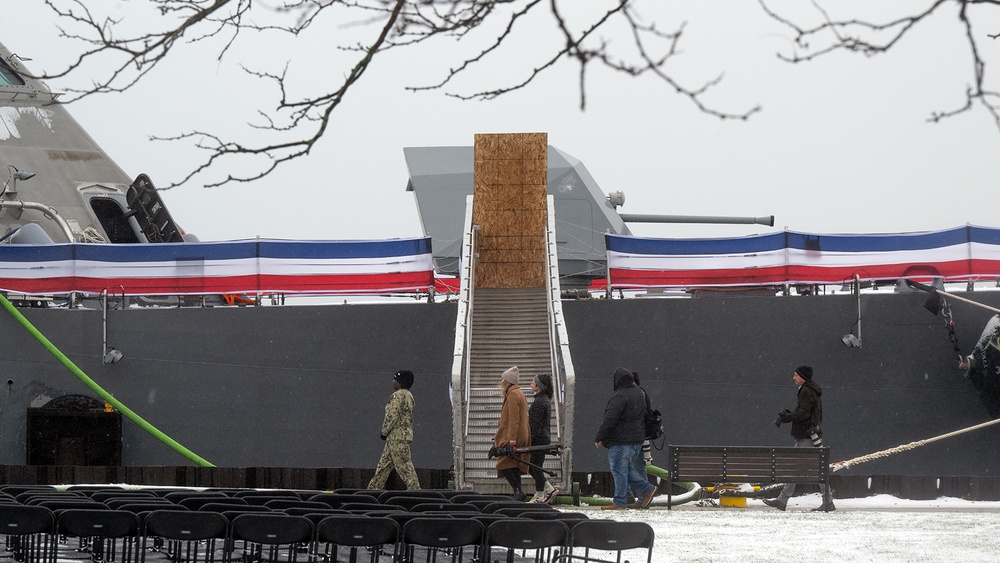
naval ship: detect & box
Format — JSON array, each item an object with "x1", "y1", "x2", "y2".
[{"x1": 3, "y1": 39, "x2": 1000, "y2": 497}]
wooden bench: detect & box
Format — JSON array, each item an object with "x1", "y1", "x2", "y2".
[{"x1": 666, "y1": 445, "x2": 830, "y2": 509}]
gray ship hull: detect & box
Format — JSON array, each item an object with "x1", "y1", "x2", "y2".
[{"x1": 3, "y1": 289, "x2": 998, "y2": 477}]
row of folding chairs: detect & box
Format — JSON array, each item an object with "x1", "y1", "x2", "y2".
[
  {"x1": 0, "y1": 504, "x2": 651, "y2": 563},
  {"x1": 0, "y1": 486, "x2": 549, "y2": 515}
]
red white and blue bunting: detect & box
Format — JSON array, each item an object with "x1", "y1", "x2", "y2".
[
  {"x1": 606, "y1": 226, "x2": 1000, "y2": 289},
  {"x1": 0, "y1": 238, "x2": 434, "y2": 295}
]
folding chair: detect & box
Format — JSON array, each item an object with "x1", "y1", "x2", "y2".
[
  {"x1": 409, "y1": 503, "x2": 481, "y2": 514},
  {"x1": 179, "y1": 497, "x2": 246, "y2": 511},
  {"x1": 233, "y1": 490, "x2": 301, "y2": 505},
  {"x1": 401, "y1": 517, "x2": 484, "y2": 563},
  {"x1": 422, "y1": 490, "x2": 470, "y2": 501},
  {"x1": 55, "y1": 508, "x2": 141, "y2": 563},
  {"x1": 314, "y1": 514, "x2": 400, "y2": 563},
  {"x1": 308, "y1": 494, "x2": 378, "y2": 510},
  {"x1": 17, "y1": 491, "x2": 86, "y2": 504},
  {"x1": 163, "y1": 492, "x2": 227, "y2": 504},
  {"x1": 198, "y1": 503, "x2": 270, "y2": 514},
  {"x1": 485, "y1": 519, "x2": 569, "y2": 563},
  {"x1": 105, "y1": 497, "x2": 177, "y2": 510},
  {"x1": 493, "y1": 505, "x2": 555, "y2": 518},
  {"x1": 481, "y1": 501, "x2": 533, "y2": 514},
  {"x1": 280, "y1": 508, "x2": 349, "y2": 521},
  {"x1": 0, "y1": 504, "x2": 55, "y2": 563},
  {"x1": 33, "y1": 499, "x2": 108, "y2": 512},
  {"x1": 470, "y1": 514, "x2": 512, "y2": 529},
  {"x1": 380, "y1": 496, "x2": 447, "y2": 511},
  {"x1": 448, "y1": 494, "x2": 486, "y2": 505},
  {"x1": 66, "y1": 486, "x2": 124, "y2": 495},
  {"x1": 0, "y1": 486, "x2": 56, "y2": 498},
  {"x1": 142, "y1": 509, "x2": 228, "y2": 563},
  {"x1": 329, "y1": 489, "x2": 379, "y2": 496},
  {"x1": 228, "y1": 513, "x2": 313, "y2": 563},
  {"x1": 91, "y1": 491, "x2": 158, "y2": 504},
  {"x1": 377, "y1": 491, "x2": 446, "y2": 504},
  {"x1": 262, "y1": 499, "x2": 331, "y2": 511},
  {"x1": 114, "y1": 501, "x2": 186, "y2": 516},
  {"x1": 341, "y1": 503, "x2": 403, "y2": 513},
  {"x1": 516, "y1": 511, "x2": 589, "y2": 535},
  {"x1": 554, "y1": 521, "x2": 654, "y2": 563}
]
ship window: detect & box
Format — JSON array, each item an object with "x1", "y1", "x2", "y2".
[
  {"x1": 0, "y1": 60, "x2": 25, "y2": 86},
  {"x1": 90, "y1": 198, "x2": 140, "y2": 243}
]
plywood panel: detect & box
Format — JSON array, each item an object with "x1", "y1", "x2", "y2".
[{"x1": 473, "y1": 133, "x2": 548, "y2": 288}]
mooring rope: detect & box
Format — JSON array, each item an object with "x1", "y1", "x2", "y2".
[
  {"x1": 830, "y1": 417, "x2": 1000, "y2": 472},
  {"x1": 713, "y1": 418, "x2": 1000, "y2": 498}
]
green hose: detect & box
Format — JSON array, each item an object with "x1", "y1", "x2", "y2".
[
  {"x1": 550, "y1": 464, "x2": 700, "y2": 507},
  {"x1": 1, "y1": 293, "x2": 215, "y2": 467}
]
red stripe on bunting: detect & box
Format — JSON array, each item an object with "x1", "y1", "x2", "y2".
[
  {"x1": 608, "y1": 259, "x2": 1000, "y2": 288},
  {"x1": 0, "y1": 271, "x2": 435, "y2": 296}
]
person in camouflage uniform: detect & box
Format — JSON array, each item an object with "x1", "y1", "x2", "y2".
[{"x1": 367, "y1": 369, "x2": 420, "y2": 490}]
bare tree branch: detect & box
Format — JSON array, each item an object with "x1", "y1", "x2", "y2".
[
  {"x1": 32, "y1": 0, "x2": 760, "y2": 189},
  {"x1": 759, "y1": 0, "x2": 1000, "y2": 131}
]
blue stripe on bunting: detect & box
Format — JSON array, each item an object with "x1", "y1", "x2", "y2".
[
  {"x1": 606, "y1": 233, "x2": 786, "y2": 255},
  {"x1": 258, "y1": 238, "x2": 431, "y2": 259},
  {"x1": 0, "y1": 238, "x2": 432, "y2": 263},
  {"x1": 607, "y1": 227, "x2": 981, "y2": 256},
  {"x1": 785, "y1": 227, "x2": 968, "y2": 252}
]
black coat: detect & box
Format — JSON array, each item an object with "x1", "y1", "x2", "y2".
[
  {"x1": 780, "y1": 379, "x2": 823, "y2": 440},
  {"x1": 529, "y1": 392, "x2": 552, "y2": 446},
  {"x1": 594, "y1": 372, "x2": 646, "y2": 447}
]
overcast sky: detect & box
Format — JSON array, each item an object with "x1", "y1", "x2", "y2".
[{"x1": 9, "y1": 2, "x2": 1000, "y2": 243}]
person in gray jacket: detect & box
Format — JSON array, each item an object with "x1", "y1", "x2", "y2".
[{"x1": 594, "y1": 367, "x2": 656, "y2": 510}]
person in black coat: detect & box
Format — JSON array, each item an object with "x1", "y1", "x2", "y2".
[
  {"x1": 594, "y1": 367, "x2": 656, "y2": 510},
  {"x1": 764, "y1": 365, "x2": 835, "y2": 512},
  {"x1": 528, "y1": 373, "x2": 558, "y2": 504}
]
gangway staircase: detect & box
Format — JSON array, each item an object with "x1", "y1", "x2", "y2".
[
  {"x1": 450, "y1": 132, "x2": 575, "y2": 495},
  {"x1": 461, "y1": 287, "x2": 555, "y2": 487}
]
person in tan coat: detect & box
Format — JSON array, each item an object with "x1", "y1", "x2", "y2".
[{"x1": 494, "y1": 366, "x2": 531, "y2": 501}]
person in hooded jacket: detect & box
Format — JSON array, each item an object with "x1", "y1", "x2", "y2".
[
  {"x1": 594, "y1": 367, "x2": 656, "y2": 510},
  {"x1": 764, "y1": 365, "x2": 835, "y2": 512}
]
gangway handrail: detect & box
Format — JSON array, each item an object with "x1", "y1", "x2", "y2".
[
  {"x1": 544, "y1": 195, "x2": 575, "y2": 483},
  {"x1": 451, "y1": 195, "x2": 477, "y2": 490},
  {"x1": 463, "y1": 225, "x2": 478, "y2": 435},
  {"x1": 544, "y1": 197, "x2": 562, "y2": 439}
]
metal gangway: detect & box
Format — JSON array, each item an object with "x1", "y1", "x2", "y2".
[{"x1": 450, "y1": 195, "x2": 576, "y2": 494}]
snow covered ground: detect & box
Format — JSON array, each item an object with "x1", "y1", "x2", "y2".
[{"x1": 570, "y1": 493, "x2": 1000, "y2": 562}]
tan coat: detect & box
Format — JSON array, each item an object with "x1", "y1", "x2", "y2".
[{"x1": 494, "y1": 383, "x2": 531, "y2": 473}]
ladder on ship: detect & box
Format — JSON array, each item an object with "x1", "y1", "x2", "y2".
[{"x1": 450, "y1": 194, "x2": 576, "y2": 494}]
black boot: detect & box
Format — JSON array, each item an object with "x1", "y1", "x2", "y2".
[{"x1": 763, "y1": 498, "x2": 787, "y2": 511}]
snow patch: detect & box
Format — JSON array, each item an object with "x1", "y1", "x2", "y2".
[{"x1": 0, "y1": 106, "x2": 56, "y2": 140}]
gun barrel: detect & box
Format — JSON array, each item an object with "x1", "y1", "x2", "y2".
[{"x1": 619, "y1": 214, "x2": 775, "y2": 227}]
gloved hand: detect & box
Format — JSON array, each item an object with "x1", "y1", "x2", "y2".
[
  {"x1": 380, "y1": 433, "x2": 386, "y2": 441},
  {"x1": 773, "y1": 409, "x2": 791, "y2": 427}
]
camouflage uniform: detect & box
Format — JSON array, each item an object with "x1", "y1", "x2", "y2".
[{"x1": 368, "y1": 387, "x2": 420, "y2": 490}]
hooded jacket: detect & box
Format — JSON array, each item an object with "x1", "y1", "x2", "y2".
[
  {"x1": 780, "y1": 379, "x2": 823, "y2": 440},
  {"x1": 594, "y1": 368, "x2": 646, "y2": 447}
]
